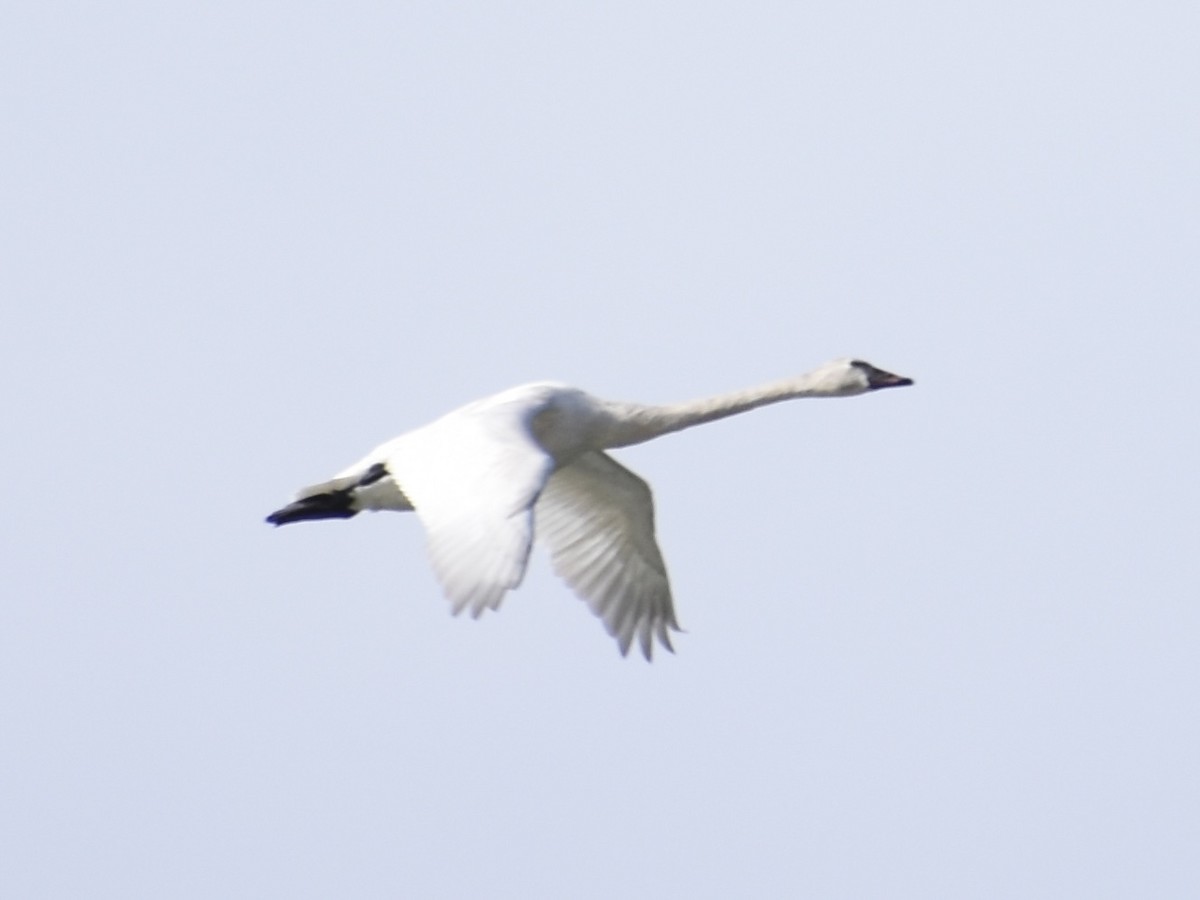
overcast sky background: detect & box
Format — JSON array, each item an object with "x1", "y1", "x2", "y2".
[{"x1": 3, "y1": 2, "x2": 1198, "y2": 897}]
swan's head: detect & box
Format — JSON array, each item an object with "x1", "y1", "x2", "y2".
[{"x1": 810, "y1": 359, "x2": 914, "y2": 396}]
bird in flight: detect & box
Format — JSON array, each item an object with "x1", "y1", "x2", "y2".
[{"x1": 267, "y1": 358, "x2": 913, "y2": 659}]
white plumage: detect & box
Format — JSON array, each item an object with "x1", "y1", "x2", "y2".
[{"x1": 267, "y1": 358, "x2": 912, "y2": 658}]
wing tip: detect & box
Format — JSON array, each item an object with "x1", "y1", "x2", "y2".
[{"x1": 614, "y1": 615, "x2": 684, "y2": 662}]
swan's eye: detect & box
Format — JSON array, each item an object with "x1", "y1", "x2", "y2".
[{"x1": 848, "y1": 360, "x2": 873, "y2": 382}]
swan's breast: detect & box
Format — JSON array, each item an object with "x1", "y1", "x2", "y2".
[{"x1": 526, "y1": 386, "x2": 609, "y2": 462}]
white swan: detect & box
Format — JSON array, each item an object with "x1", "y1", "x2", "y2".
[{"x1": 267, "y1": 358, "x2": 912, "y2": 659}]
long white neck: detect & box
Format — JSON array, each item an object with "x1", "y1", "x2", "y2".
[{"x1": 598, "y1": 370, "x2": 850, "y2": 449}]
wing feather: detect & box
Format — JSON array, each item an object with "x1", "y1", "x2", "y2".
[
  {"x1": 368, "y1": 403, "x2": 554, "y2": 616},
  {"x1": 535, "y1": 451, "x2": 681, "y2": 659}
]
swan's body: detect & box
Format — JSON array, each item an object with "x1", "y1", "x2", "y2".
[{"x1": 267, "y1": 358, "x2": 912, "y2": 658}]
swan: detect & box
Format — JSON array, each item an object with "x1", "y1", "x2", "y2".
[{"x1": 266, "y1": 358, "x2": 912, "y2": 659}]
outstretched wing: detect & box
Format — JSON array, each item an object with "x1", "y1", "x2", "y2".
[
  {"x1": 535, "y1": 451, "x2": 680, "y2": 659},
  {"x1": 369, "y1": 400, "x2": 555, "y2": 618}
]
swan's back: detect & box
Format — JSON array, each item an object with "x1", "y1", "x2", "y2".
[{"x1": 442, "y1": 381, "x2": 617, "y2": 463}]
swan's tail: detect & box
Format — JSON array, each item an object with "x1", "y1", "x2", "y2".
[{"x1": 266, "y1": 491, "x2": 358, "y2": 526}]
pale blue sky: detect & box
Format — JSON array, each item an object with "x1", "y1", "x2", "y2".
[{"x1": 3, "y1": 2, "x2": 1197, "y2": 897}]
